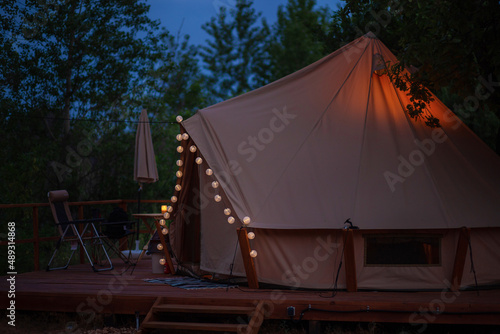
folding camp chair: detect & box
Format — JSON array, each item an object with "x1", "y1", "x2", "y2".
[
  {"x1": 100, "y1": 207, "x2": 137, "y2": 264},
  {"x1": 46, "y1": 190, "x2": 113, "y2": 272}
]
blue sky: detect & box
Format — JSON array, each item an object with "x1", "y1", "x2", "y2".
[{"x1": 147, "y1": 0, "x2": 342, "y2": 47}]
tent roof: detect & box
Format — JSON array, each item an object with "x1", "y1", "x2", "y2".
[{"x1": 182, "y1": 32, "x2": 500, "y2": 230}]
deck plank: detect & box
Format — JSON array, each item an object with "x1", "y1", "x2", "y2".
[{"x1": 1, "y1": 257, "x2": 500, "y2": 325}]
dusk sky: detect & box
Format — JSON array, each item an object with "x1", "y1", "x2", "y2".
[{"x1": 147, "y1": 0, "x2": 342, "y2": 47}]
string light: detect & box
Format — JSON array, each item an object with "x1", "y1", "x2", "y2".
[
  {"x1": 167, "y1": 206, "x2": 173, "y2": 213},
  {"x1": 247, "y1": 232, "x2": 255, "y2": 240},
  {"x1": 214, "y1": 195, "x2": 221, "y2": 202},
  {"x1": 171, "y1": 196, "x2": 177, "y2": 203},
  {"x1": 176, "y1": 160, "x2": 183, "y2": 167},
  {"x1": 224, "y1": 208, "x2": 231, "y2": 216},
  {"x1": 206, "y1": 168, "x2": 213, "y2": 176},
  {"x1": 176, "y1": 146, "x2": 183, "y2": 153},
  {"x1": 175, "y1": 184, "x2": 182, "y2": 191},
  {"x1": 182, "y1": 133, "x2": 189, "y2": 140},
  {"x1": 250, "y1": 250, "x2": 257, "y2": 258},
  {"x1": 189, "y1": 145, "x2": 197, "y2": 153},
  {"x1": 176, "y1": 134, "x2": 182, "y2": 141},
  {"x1": 227, "y1": 216, "x2": 235, "y2": 224},
  {"x1": 159, "y1": 258, "x2": 166, "y2": 265},
  {"x1": 242, "y1": 216, "x2": 251, "y2": 225},
  {"x1": 157, "y1": 243, "x2": 164, "y2": 251},
  {"x1": 176, "y1": 171, "x2": 183, "y2": 178},
  {"x1": 163, "y1": 212, "x2": 170, "y2": 219},
  {"x1": 159, "y1": 219, "x2": 166, "y2": 226},
  {"x1": 162, "y1": 228, "x2": 168, "y2": 235},
  {"x1": 176, "y1": 115, "x2": 183, "y2": 123},
  {"x1": 212, "y1": 181, "x2": 219, "y2": 188},
  {"x1": 195, "y1": 157, "x2": 203, "y2": 164}
]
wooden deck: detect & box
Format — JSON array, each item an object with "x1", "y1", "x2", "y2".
[{"x1": 2, "y1": 256, "x2": 500, "y2": 327}]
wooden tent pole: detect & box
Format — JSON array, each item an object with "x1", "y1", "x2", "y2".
[{"x1": 237, "y1": 227, "x2": 259, "y2": 289}]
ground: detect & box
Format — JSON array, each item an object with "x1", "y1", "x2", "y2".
[{"x1": 1, "y1": 310, "x2": 499, "y2": 333}]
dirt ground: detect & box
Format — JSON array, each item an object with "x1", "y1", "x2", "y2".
[{"x1": 2, "y1": 310, "x2": 499, "y2": 334}]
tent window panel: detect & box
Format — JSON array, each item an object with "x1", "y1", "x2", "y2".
[{"x1": 364, "y1": 234, "x2": 441, "y2": 266}]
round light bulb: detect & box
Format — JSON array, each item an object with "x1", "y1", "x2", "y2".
[
  {"x1": 176, "y1": 171, "x2": 183, "y2": 178},
  {"x1": 224, "y1": 208, "x2": 231, "y2": 216},
  {"x1": 182, "y1": 133, "x2": 189, "y2": 140},
  {"x1": 163, "y1": 212, "x2": 170, "y2": 219},
  {"x1": 171, "y1": 196, "x2": 177, "y2": 203},
  {"x1": 189, "y1": 145, "x2": 197, "y2": 153},
  {"x1": 159, "y1": 258, "x2": 166, "y2": 265},
  {"x1": 228, "y1": 216, "x2": 235, "y2": 224},
  {"x1": 159, "y1": 219, "x2": 166, "y2": 226},
  {"x1": 242, "y1": 216, "x2": 251, "y2": 225},
  {"x1": 250, "y1": 250, "x2": 257, "y2": 258},
  {"x1": 247, "y1": 232, "x2": 255, "y2": 240},
  {"x1": 212, "y1": 181, "x2": 219, "y2": 188},
  {"x1": 167, "y1": 206, "x2": 173, "y2": 213},
  {"x1": 176, "y1": 134, "x2": 182, "y2": 141},
  {"x1": 176, "y1": 159, "x2": 183, "y2": 167},
  {"x1": 214, "y1": 195, "x2": 221, "y2": 202},
  {"x1": 161, "y1": 227, "x2": 169, "y2": 235},
  {"x1": 175, "y1": 184, "x2": 182, "y2": 191},
  {"x1": 206, "y1": 168, "x2": 213, "y2": 176},
  {"x1": 176, "y1": 115, "x2": 183, "y2": 123},
  {"x1": 176, "y1": 146, "x2": 183, "y2": 153},
  {"x1": 195, "y1": 157, "x2": 203, "y2": 164},
  {"x1": 157, "y1": 243, "x2": 163, "y2": 251}
]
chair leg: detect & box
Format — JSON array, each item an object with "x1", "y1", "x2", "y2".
[{"x1": 46, "y1": 228, "x2": 77, "y2": 271}]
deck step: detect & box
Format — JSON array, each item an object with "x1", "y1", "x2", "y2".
[
  {"x1": 140, "y1": 297, "x2": 265, "y2": 334},
  {"x1": 153, "y1": 304, "x2": 255, "y2": 315},
  {"x1": 142, "y1": 321, "x2": 244, "y2": 332}
]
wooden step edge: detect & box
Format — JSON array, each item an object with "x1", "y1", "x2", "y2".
[
  {"x1": 142, "y1": 321, "x2": 247, "y2": 332},
  {"x1": 153, "y1": 304, "x2": 255, "y2": 315}
]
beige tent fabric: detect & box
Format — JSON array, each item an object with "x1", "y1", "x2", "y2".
[
  {"x1": 134, "y1": 109, "x2": 159, "y2": 184},
  {"x1": 183, "y1": 33, "x2": 500, "y2": 231},
  {"x1": 174, "y1": 33, "x2": 500, "y2": 290}
]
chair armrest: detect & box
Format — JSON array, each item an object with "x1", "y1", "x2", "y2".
[{"x1": 56, "y1": 218, "x2": 105, "y2": 225}]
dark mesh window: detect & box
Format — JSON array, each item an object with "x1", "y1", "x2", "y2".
[{"x1": 364, "y1": 234, "x2": 441, "y2": 266}]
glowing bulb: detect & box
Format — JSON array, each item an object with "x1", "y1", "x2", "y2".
[
  {"x1": 212, "y1": 181, "x2": 219, "y2": 188},
  {"x1": 177, "y1": 146, "x2": 183, "y2": 153},
  {"x1": 189, "y1": 145, "x2": 197, "y2": 153},
  {"x1": 195, "y1": 157, "x2": 203, "y2": 164},
  {"x1": 224, "y1": 208, "x2": 231, "y2": 216},
  {"x1": 159, "y1": 219, "x2": 166, "y2": 226},
  {"x1": 242, "y1": 216, "x2": 251, "y2": 225},
  {"x1": 157, "y1": 243, "x2": 163, "y2": 251},
  {"x1": 206, "y1": 168, "x2": 213, "y2": 176},
  {"x1": 228, "y1": 216, "x2": 235, "y2": 224},
  {"x1": 163, "y1": 212, "x2": 170, "y2": 219},
  {"x1": 182, "y1": 133, "x2": 189, "y2": 140},
  {"x1": 161, "y1": 205, "x2": 167, "y2": 213},
  {"x1": 176, "y1": 115, "x2": 183, "y2": 123},
  {"x1": 162, "y1": 228, "x2": 169, "y2": 235},
  {"x1": 250, "y1": 250, "x2": 257, "y2": 258},
  {"x1": 171, "y1": 196, "x2": 177, "y2": 203},
  {"x1": 176, "y1": 159, "x2": 183, "y2": 167},
  {"x1": 159, "y1": 258, "x2": 166, "y2": 265},
  {"x1": 176, "y1": 171, "x2": 183, "y2": 178},
  {"x1": 247, "y1": 232, "x2": 255, "y2": 240},
  {"x1": 214, "y1": 195, "x2": 221, "y2": 202},
  {"x1": 167, "y1": 206, "x2": 173, "y2": 213},
  {"x1": 176, "y1": 134, "x2": 182, "y2": 141},
  {"x1": 175, "y1": 184, "x2": 182, "y2": 191}
]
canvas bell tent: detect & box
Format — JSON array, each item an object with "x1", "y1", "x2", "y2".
[{"x1": 167, "y1": 32, "x2": 500, "y2": 291}]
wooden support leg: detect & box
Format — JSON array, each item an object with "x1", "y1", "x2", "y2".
[
  {"x1": 451, "y1": 227, "x2": 471, "y2": 291},
  {"x1": 237, "y1": 228, "x2": 259, "y2": 289},
  {"x1": 343, "y1": 229, "x2": 357, "y2": 292},
  {"x1": 154, "y1": 220, "x2": 175, "y2": 274}
]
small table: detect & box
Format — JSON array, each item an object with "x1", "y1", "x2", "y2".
[{"x1": 132, "y1": 213, "x2": 174, "y2": 274}]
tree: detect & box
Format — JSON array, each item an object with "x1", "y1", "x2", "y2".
[
  {"x1": 268, "y1": 0, "x2": 332, "y2": 81},
  {"x1": 200, "y1": 0, "x2": 271, "y2": 102}
]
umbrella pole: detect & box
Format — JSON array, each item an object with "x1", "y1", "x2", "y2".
[{"x1": 136, "y1": 183, "x2": 142, "y2": 251}]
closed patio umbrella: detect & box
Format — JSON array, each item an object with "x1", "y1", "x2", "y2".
[{"x1": 133, "y1": 109, "x2": 159, "y2": 252}]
